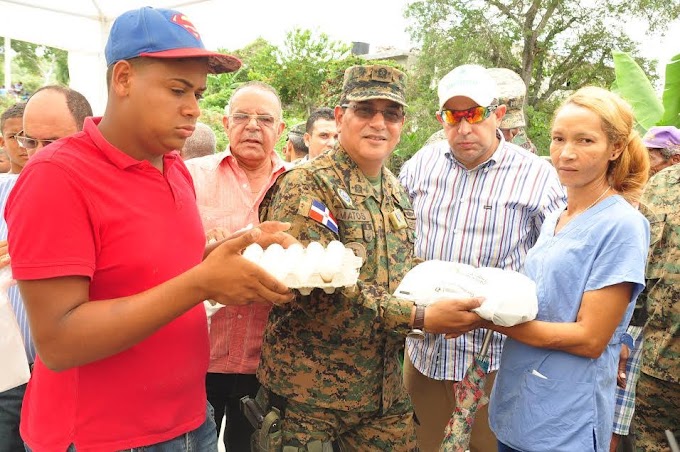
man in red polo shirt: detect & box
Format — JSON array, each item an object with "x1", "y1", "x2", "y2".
[{"x1": 5, "y1": 7, "x2": 292, "y2": 452}]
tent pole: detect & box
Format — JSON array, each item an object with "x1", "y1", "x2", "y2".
[{"x1": 4, "y1": 37, "x2": 11, "y2": 92}]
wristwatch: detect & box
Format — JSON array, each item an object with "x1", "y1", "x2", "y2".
[{"x1": 407, "y1": 304, "x2": 426, "y2": 339}]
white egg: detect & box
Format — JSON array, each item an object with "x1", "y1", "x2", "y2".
[
  {"x1": 242, "y1": 243, "x2": 264, "y2": 263},
  {"x1": 294, "y1": 255, "x2": 316, "y2": 283},
  {"x1": 264, "y1": 243, "x2": 285, "y2": 259},
  {"x1": 285, "y1": 243, "x2": 304, "y2": 260},
  {"x1": 319, "y1": 255, "x2": 341, "y2": 283},
  {"x1": 260, "y1": 244, "x2": 286, "y2": 277},
  {"x1": 283, "y1": 243, "x2": 304, "y2": 273},
  {"x1": 326, "y1": 240, "x2": 345, "y2": 255},
  {"x1": 305, "y1": 241, "x2": 325, "y2": 259}
]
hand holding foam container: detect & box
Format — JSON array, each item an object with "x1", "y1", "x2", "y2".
[{"x1": 244, "y1": 240, "x2": 363, "y2": 295}]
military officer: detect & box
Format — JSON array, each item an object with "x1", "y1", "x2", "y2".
[
  {"x1": 255, "y1": 64, "x2": 485, "y2": 451},
  {"x1": 634, "y1": 164, "x2": 680, "y2": 451}
]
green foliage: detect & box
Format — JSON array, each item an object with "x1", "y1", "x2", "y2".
[
  {"x1": 611, "y1": 51, "x2": 663, "y2": 132},
  {"x1": 0, "y1": 94, "x2": 19, "y2": 113},
  {"x1": 612, "y1": 51, "x2": 680, "y2": 130},
  {"x1": 198, "y1": 108, "x2": 228, "y2": 152},
  {"x1": 200, "y1": 69, "x2": 244, "y2": 111},
  {"x1": 404, "y1": 0, "x2": 665, "y2": 108},
  {"x1": 271, "y1": 28, "x2": 351, "y2": 115},
  {"x1": 525, "y1": 101, "x2": 561, "y2": 155},
  {"x1": 199, "y1": 30, "x2": 370, "y2": 155},
  {"x1": 0, "y1": 40, "x2": 70, "y2": 90},
  {"x1": 659, "y1": 53, "x2": 680, "y2": 127},
  {"x1": 403, "y1": 0, "x2": 675, "y2": 159}
]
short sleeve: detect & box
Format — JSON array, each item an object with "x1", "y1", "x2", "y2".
[
  {"x1": 6, "y1": 161, "x2": 97, "y2": 280},
  {"x1": 585, "y1": 212, "x2": 649, "y2": 302},
  {"x1": 535, "y1": 164, "x2": 567, "y2": 228}
]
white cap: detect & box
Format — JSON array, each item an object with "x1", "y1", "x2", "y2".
[{"x1": 437, "y1": 64, "x2": 499, "y2": 109}]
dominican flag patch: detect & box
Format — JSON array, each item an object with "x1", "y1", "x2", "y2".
[{"x1": 308, "y1": 199, "x2": 339, "y2": 234}]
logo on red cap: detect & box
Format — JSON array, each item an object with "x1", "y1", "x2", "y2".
[{"x1": 171, "y1": 14, "x2": 200, "y2": 39}]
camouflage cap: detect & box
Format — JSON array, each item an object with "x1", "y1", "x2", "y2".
[
  {"x1": 341, "y1": 65, "x2": 408, "y2": 107},
  {"x1": 487, "y1": 68, "x2": 527, "y2": 129},
  {"x1": 288, "y1": 122, "x2": 306, "y2": 137}
]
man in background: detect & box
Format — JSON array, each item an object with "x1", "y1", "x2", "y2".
[
  {"x1": 17, "y1": 85, "x2": 92, "y2": 157},
  {"x1": 0, "y1": 87, "x2": 91, "y2": 452},
  {"x1": 0, "y1": 150, "x2": 10, "y2": 173},
  {"x1": 304, "y1": 107, "x2": 338, "y2": 159},
  {"x1": 181, "y1": 121, "x2": 217, "y2": 160},
  {"x1": 401, "y1": 64, "x2": 565, "y2": 451},
  {"x1": 424, "y1": 67, "x2": 538, "y2": 155},
  {"x1": 185, "y1": 81, "x2": 287, "y2": 451},
  {"x1": 643, "y1": 126, "x2": 680, "y2": 176},
  {"x1": 633, "y1": 162, "x2": 679, "y2": 452},
  {"x1": 0, "y1": 103, "x2": 26, "y2": 176},
  {"x1": 283, "y1": 122, "x2": 309, "y2": 165}
]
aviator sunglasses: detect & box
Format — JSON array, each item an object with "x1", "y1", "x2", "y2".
[{"x1": 437, "y1": 105, "x2": 498, "y2": 126}]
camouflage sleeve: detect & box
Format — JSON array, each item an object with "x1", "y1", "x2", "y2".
[
  {"x1": 347, "y1": 281, "x2": 415, "y2": 337},
  {"x1": 261, "y1": 169, "x2": 414, "y2": 336}
]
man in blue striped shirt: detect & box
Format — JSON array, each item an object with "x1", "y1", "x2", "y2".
[
  {"x1": 0, "y1": 87, "x2": 91, "y2": 452},
  {"x1": 400, "y1": 64, "x2": 566, "y2": 452}
]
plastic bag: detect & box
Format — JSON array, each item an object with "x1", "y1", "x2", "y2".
[
  {"x1": 393, "y1": 260, "x2": 538, "y2": 327},
  {"x1": 0, "y1": 266, "x2": 31, "y2": 392}
]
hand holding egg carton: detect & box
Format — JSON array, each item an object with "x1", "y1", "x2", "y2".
[{"x1": 242, "y1": 240, "x2": 363, "y2": 295}]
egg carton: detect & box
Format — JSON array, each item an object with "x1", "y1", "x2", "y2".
[{"x1": 243, "y1": 241, "x2": 363, "y2": 295}]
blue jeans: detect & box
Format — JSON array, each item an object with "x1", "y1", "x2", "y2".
[
  {"x1": 25, "y1": 403, "x2": 217, "y2": 452},
  {"x1": 0, "y1": 383, "x2": 26, "y2": 452}
]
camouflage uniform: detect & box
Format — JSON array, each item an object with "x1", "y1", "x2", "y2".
[
  {"x1": 258, "y1": 145, "x2": 418, "y2": 451},
  {"x1": 510, "y1": 129, "x2": 538, "y2": 154},
  {"x1": 256, "y1": 64, "x2": 419, "y2": 451},
  {"x1": 634, "y1": 164, "x2": 680, "y2": 451}
]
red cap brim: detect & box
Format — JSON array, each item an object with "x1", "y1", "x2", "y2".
[{"x1": 140, "y1": 48, "x2": 241, "y2": 74}]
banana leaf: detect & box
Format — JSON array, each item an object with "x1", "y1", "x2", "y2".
[
  {"x1": 658, "y1": 53, "x2": 680, "y2": 127},
  {"x1": 612, "y1": 51, "x2": 664, "y2": 132}
]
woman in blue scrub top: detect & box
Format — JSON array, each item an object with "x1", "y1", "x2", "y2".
[{"x1": 486, "y1": 87, "x2": 650, "y2": 452}]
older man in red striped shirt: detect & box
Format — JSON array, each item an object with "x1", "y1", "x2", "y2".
[{"x1": 185, "y1": 80, "x2": 287, "y2": 451}]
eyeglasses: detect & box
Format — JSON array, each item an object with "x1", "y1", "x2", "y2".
[
  {"x1": 229, "y1": 113, "x2": 277, "y2": 128},
  {"x1": 341, "y1": 104, "x2": 405, "y2": 123},
  {"x1": 15, "y1": 131, "x2": 58, "y2": 150},
  {"x1": 437, "y1": 105, "x2": 498, "y2": 126}
]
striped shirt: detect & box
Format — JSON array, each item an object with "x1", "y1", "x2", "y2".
[
  {"x1": 186, "y1": 149, "x2": 286, "y2": 375},
  {"x1": 399, "y1": 136, "x2": 566, "y2": 381},
  {"x1": 0, "y1": 173, "x2": 36, "y2": 364}
]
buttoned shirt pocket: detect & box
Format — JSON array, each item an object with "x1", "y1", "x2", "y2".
[{"x1": 340, "y1": 220, "x2": 373, "y2": 242}]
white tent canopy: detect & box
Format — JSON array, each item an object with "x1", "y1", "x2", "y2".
[{"x1": 1, "y1": 0, "x2": 214, "y2": 114}]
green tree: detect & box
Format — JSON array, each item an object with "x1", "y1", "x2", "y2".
[
  {"x1": 403, "y1": 0, "x2": 678, "y2": 155},
  {"x1": 272, "y1": 28, "x2": 352, "y2": 116},
  {"x1": 198, "y1": 32, "x2": 370, "y2": 156},
  {"x1": 0, "y1": 39, "x2": 69, "y2": 93}
]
